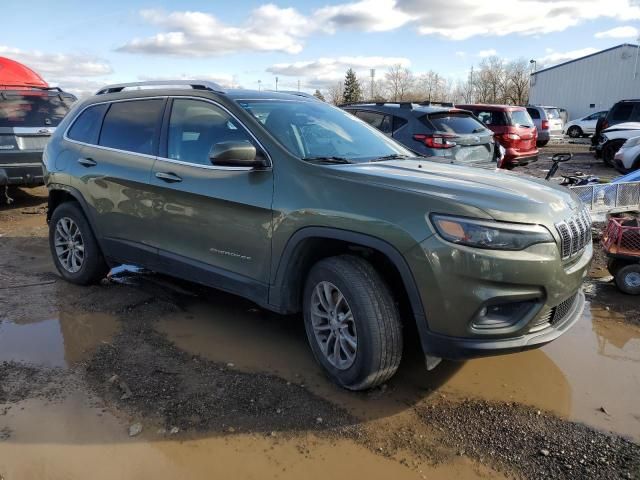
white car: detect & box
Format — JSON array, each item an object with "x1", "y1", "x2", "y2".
[
  {"x1": 563, "y1": 110, "x2": 607, "y2": 138},
  {"x1": 614, "y1": 136, "x2": 640, "y2": 173},
  {"x1": 599, "y1": 122, "x2": 640, "y2": 165}
]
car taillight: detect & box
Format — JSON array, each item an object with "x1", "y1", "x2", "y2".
[
  {"x1": 541, "y1": 120, "x2": 549, "y2": 130},
  {"x1": 413, "y1": 133, "x2": 457, "y2": 149},
  {"x1": 602, "y1": 120, "x2": 609, "y2": 130},
  {"x1": 497, "y1": 133, "x2": 520, "y2": 146}
]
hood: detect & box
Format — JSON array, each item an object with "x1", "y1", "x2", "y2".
[
  {"x1": 332, "y1": 160, "x2": 580, "y2": 226},
  {"x1": 604, "y1": 122, "x2": 640, "y2": 133}
]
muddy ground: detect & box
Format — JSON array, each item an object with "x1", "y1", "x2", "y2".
[{"x1": 1, "y1": 145, "x2": 640, "y2": 479}]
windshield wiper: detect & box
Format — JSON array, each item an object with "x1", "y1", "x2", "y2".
[
  {"x1": 302, "y1": 156, "x2": 352, "y2": 164},
  {"x1": 369, "y1": 154, "x2": 411, "y2": 162}
]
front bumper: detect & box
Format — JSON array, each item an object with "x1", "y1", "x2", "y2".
[{"x1": 405, "y1": 234, "x2": 591, "y2": 360}]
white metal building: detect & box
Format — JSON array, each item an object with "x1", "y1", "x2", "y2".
[{"x1": 529, "y1": 43, "x2": 640, "y2": 120}]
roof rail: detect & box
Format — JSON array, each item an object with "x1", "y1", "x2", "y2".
[
  {"x1": 418, "y1": 101, "x2": 454, "y2": 107},
  {"x1": 340, "y1": 100, "x2": 455, "y2": 108},
  {"x1": 95, "y1": 80, "x2": 226, "y2": 95}
]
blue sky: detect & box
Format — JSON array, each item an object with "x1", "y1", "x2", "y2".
[{"x1": 2, "y1": 0, "x2": 639, "y2": 95}]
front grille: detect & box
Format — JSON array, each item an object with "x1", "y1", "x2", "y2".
[
  {"x1": 555, "y1": 208, "x2": 592, "y2": 260},
  {"x1": 529, "y1": 294, "x2": 578, "y2": 331}
]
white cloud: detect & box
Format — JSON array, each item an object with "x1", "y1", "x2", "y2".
[
  {"x1": 267, "y1": 56, "x2": 411, "y2": 89},
  {"x1": 396, "y1": 0, "x2": 640, "y2": 40},
  {"x1": 315, "y1": 0, "x2": 414, "y2": 32},
  {"x1": 118, "y1": 6, "x2": 309, "y2": 56},
  {"x1": 455, "y1": 51, "x2": 467, "y2": 57},
  {"x1": 595, "y1": 25, "x2": 640, "y2": 38},
  {"x1": 0, "y1": 45, "x2": 113, "y2": 98},
  {"x1": 478, "y1": 49, "x2": 497, "y2": 58},
  {"x1": 537, "y1": 47, "x2": 599, "y2": 67}
]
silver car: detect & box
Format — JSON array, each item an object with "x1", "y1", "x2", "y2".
[{"x1": 526, "y1": 105, "x2": 564, "y2": 146}]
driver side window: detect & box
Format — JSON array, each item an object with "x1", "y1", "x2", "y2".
[{"x1": 168, "y1": 99, "x2": 254, "y2": 166}]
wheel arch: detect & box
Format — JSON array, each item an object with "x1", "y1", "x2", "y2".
[{"x1": 270, "y1": 227, "x2": 426, "y2": 326}]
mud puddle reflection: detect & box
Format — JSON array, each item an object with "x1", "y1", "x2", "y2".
[
  {"x1": 0, "y1": 311, "x2": 119, "y2": 367},
  {"x1": 157, "y1": 290, "x2": 640, "y2": 441}
]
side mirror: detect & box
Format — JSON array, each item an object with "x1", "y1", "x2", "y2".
[{"x1": 209, "y1": 141, "x2": 266, "y2": 168}]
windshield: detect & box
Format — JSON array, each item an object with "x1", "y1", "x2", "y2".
[
  {"x1": 544, "y1": 108, "x2": 561, "y2": 120},
  {"x1": 237, "y1": 100, "x2": 415, "y2": 162},
  {"x1": 510, "y1": 110, "x2": 534, "y2": 127},
  {"x1": 0, "y1": 93, "x2": 74, "y2": 127}
]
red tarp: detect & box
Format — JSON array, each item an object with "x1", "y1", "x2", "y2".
[{"x1": 0, "y1": 56, "x2": 48, "y2": 89}]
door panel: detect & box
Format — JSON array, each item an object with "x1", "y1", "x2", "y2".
[{"x1": 148, "y1": 98, "x2": 274, "y2": 287}]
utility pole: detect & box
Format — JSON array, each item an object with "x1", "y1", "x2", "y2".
[
  {"x1": 370, "y1": 68, "x2": 375, "y2": 100},
  {"x1": 275, "y1": 76, "x2": 279, "y2": 91},
  {"x1": 258, "y1": 79, "x2": 262, "y2": 91},
  {"x1": 297, "y1": 79, "x2": 300, "y2": 92},
  {"x1": 469, "y1": 66, "x2": 474, "y2": 103}
]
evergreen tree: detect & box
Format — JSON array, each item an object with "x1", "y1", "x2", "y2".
[
  {"x1": 313, "y1": 89, "x2": 326, "y2": 101},
  {"x1": 342, "y1": 68, "x2": 363, "y2": 103}
]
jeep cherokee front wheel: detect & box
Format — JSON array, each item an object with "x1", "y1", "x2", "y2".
[{"x1": 303, "y1": 255, "x2": 403, "y2": 390}]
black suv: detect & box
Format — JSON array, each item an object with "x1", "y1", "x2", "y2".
[
  {"x1": 0, "y1": 87, "x2": 75, "y2": 199},
  {"x1": 341, "y1": 102, "x2": 498, "y2": 168},
  {"x1": 592, "y1": 99, "x2": 640, "y2": 153}
]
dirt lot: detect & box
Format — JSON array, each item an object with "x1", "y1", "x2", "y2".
[{"x1": 1, "y1": 148, "x2": 640, "y2": 479}]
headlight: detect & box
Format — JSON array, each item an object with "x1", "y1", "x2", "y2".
[
  {"x1": 430, "y1": 214, "x2": 554, "y2": 250},
  {"x1": 622, "y1": 136, "x2": 640, "y2": 149}
]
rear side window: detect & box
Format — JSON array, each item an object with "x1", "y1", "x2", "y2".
[
  {"x1": 510, "y1": 110, "x2": 534, "y2": 127},
  {"x1": 67, "y1": 104, "x2": 108, "y2": 144},
  {"x1": 355, "y1": 110, "x2": 392, "y2": 134},
  {"x1": 99, "y1": 99, "x2": 164, "y2": 155},
  {"x1": 423, "y1": 112, "x2": 486, "y2": 134},
  {"x1": 0, "y1": 94, "x2": 74, "y2": 128},
  {"x1": 544, "y1": 108, "x2": 560, "y2": 119},
  {"x1": 474, "y1": 110, "x2": 508, "y2": 126},
  {"x1": 392, "y1": 116, "x2": 408, "y2": 132},
  {"x1": 610, "y1": 103, "x2": 635, "y2": 122},
  {"x1": 527, "y1": 108, "x2": 540, "y2": 119}
]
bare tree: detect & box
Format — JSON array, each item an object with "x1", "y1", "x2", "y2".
[
  {"x1": 326, "y1": 81, "x2": 344, "y2": 105},
  {"x1": 505, "y1": 59, "x2": 530, "y2": 105},
  {"x1": 385, "y1": 64, "x2": 414, "y2": 101}
]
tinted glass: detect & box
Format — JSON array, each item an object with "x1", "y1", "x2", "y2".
[
  {"x1": 544, "y1": 108, "x2": 560, "y2": 119},
  {"x1": 99, "y1": 99, "x2": 164, "y2": 155},
  {"x1": 168, "y1": 99, "x2": 255, "y2": 165},
  {"x1": 510, "y1": 110, "x2": 534, "y2": 127},
  {"x1": 0, "y1": 93, "x2": 74, "y2": 127},
  {"x1": 67, "y1": 104, "x2": 108, "y2": 144},
  {"x1": 355, "y1": 111, "x2": 392, "y2": 133},
  {"x1": 610, "y1": 103, "x2": 634, "y2": 122},
  {"x1": 239, "y1": 100, "x2": 414, "y2": 162},
  {"x1": 474, "y1": 110, "x2": 508, "y2": 126},
  {"x1": 424, "y1": 113, "x2": 488, "y2": 134},
  {"x1": 392, "y1": 116, "x2": 408, "y2": 132},
  {"x1": 527, "y1": 108, "x2": 540, "y2": 119}
]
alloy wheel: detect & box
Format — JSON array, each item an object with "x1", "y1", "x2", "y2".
[
  {"x1": 309, "y1": 281, "x2": 357, "y2": 370},
  {"x1": 54, "y1": 217, "x2": 85, "y2": 273}
]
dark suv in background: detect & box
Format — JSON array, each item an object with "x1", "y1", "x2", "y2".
[
  {"x1": 457, "y1": 104, "x2": 538, "y2": 169},
  {"x1": 592, "y1": 99, "x2": 640, "y2": 154},
  {"x1": 0, "y1": 86, "x2": 75, "y2": 196},
  {"x1": 341, "y1": 102, "x2": 498, "y2": 168}
]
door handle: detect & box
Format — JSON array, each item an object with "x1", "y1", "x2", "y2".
[
  {"x1": 155, "y1": 172, "x2": 182, "y2": 183},
  {"x1": 77, "y1": 157, "x2": 97, "y2": 167}
]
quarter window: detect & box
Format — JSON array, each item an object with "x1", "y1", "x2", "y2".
[
  {"x1": 355, "y1": 111, "x2": 392, "y2": 134},
  {"x1": 67, "y1": 104, "x2": 108, "y2": 144},
  {"x1": 527, "y1": 108, "x2": 540, "y2": 119},
  {"x1": 99, "y1": 99, "x2": 164, "y2": 155},
  {"x1": 167, "y1": 99, "x2": 255, "y2": 166}
]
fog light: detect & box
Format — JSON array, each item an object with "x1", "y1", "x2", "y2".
[{"x1": 472, "y1": 300, "x2": 538, "y2": 330}]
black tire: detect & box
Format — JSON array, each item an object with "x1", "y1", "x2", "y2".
[
  {"x1": 302, "y1": 255, "x2": 403, "y2": 390},
  {"x1": 602, "y1": 140, "x2": 625, "y2": 167},
  {"x1": 614, "y1": 264, "x2": 640, "y2": 295},
  {"x1": 49, "y1": 201, "x2": 109, "y2": 285},
  {"x1": 537, "y1": 140, "x2": 549, "y2": 147},
  {"x1": 607, "y1": 258, "x2": 626, "y2": 276},
  {"x1": 567, "y1": 126, "x2": 582, "y2": 138}
]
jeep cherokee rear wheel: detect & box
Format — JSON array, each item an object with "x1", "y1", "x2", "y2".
[
  {"x1": 49, "y1": 202, "x2": 109, "y2": 285},
  {"x1": 303, "y1": 255, "x2": 403, "y2": 390}
]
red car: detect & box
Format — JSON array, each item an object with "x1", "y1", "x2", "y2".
[{"x1": 457, "y1": 104, "x2": 538, "y2": 169}]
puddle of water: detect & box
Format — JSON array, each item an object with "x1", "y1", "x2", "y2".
[
  {"x1": 0, "y1": 311, "x2": 119, "y2": 367},
  {"x1": 157, "y1": 292, "x2": 640, "y2": 441},
  {"x1": 0, "y1": 392, "x2": 502, "y2": 480}
]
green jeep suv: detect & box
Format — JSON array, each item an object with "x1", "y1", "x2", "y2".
[{"x1": 43, "y1": 81, "x2": 592, "y2": 390}]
